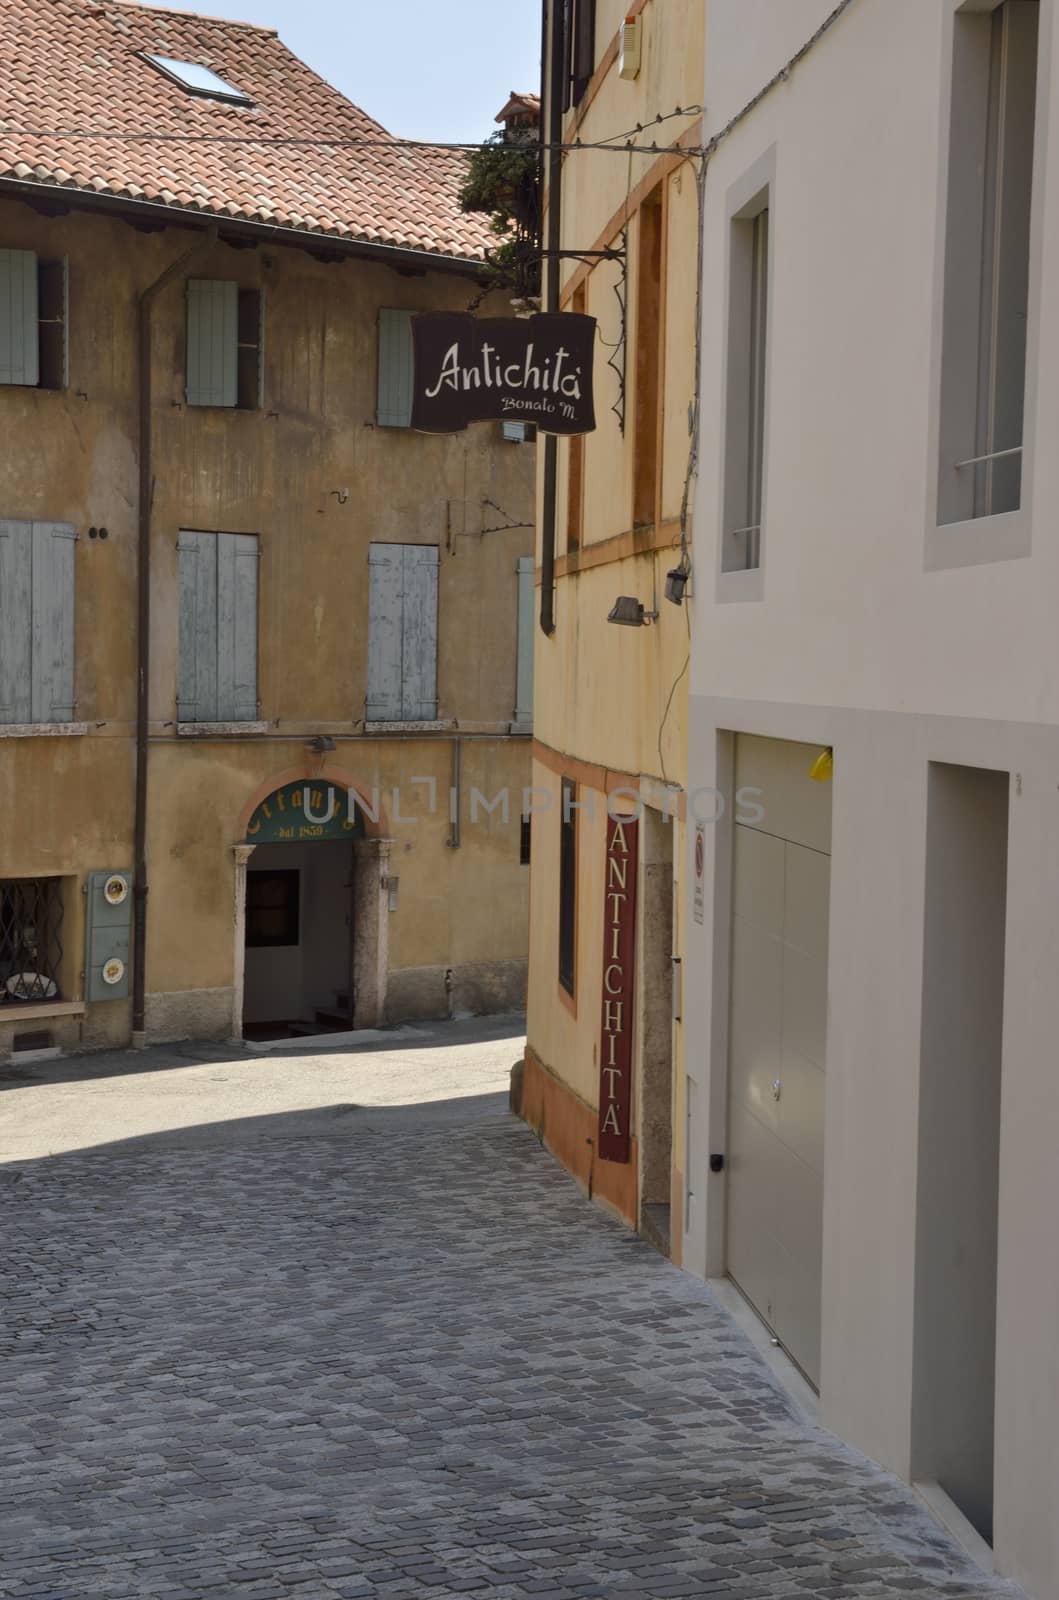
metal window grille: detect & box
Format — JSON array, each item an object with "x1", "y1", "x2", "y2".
[{"x1": 0, "y1": 878, "x2": 64, "y2": 1004}]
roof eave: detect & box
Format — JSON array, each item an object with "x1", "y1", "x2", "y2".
[{"x1": 0, "y1": 175, "x2": 490, "y2": 279}]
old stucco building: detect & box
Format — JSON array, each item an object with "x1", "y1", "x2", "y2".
[
  {"x1": 683, "y1": 2, "x2": 1059, "y2": 1596},
  {"x1": 0, "y1": 0, "x2": 535, "y2": 1057},
  {"x1": 518, "y1": 0, "x2": 704, "y2": 1253}
]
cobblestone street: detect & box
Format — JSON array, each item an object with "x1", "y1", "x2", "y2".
[{"x1": 0, "y1": 1029, "x2": 1024, "y2": 1600}]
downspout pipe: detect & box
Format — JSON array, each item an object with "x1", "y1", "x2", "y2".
[
  {"x1": 539, "y1": 0, "x2": 566, "y2": 637},
  {"x1": 132, "y1": 228, "x2": 216, "y2": 1046}
]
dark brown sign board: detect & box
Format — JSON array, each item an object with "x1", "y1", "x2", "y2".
[
  {"x1": 598, "y1": 813, "x2": 639, "y2": 1164},
  {"x1": 411, "y1": 312, "x2": 597, "y2": 436}
]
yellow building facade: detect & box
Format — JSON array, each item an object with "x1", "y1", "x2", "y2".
[
  {"x1": 0, "y1": 197, "x2": 535, "y2": 1060},
  {"x1": 520, "y1": 0, "x2": 705, "y2": 1255}
]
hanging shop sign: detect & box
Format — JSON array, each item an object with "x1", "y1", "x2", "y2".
[
  {"x1": 246, "y1": 784, "x2": 366, "y2": 844},
  {"x1": 598, "y1": 813, "x2": 639, "y2": 1164},
  {"x1": 410, "y1": 311, "x2": 597, "y2": 436}
]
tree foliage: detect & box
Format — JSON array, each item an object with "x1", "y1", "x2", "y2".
[{"x1": 459, "y1": 132, "x2": 541, "y2": 301}]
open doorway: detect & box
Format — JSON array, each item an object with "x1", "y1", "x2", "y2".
[{"x1": 242, "y1": 839, "x2": 354, "y2": 1040}]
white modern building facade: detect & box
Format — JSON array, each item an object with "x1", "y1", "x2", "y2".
[{"x1": 683, "y1": 1, "x2": 1059, "y2": 1595}]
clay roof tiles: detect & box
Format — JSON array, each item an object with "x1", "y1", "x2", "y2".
[{"x1": 0, "y1": 0, "x2": 494, "y2": 262}]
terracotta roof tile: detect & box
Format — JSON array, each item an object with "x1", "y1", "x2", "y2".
[{"x1": 0, "y1": 0, "x2": 494, "y2": 262}]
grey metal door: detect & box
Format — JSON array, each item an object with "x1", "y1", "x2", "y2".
[{"x1": 726, "y1": 735, "x2": 831, "y2": 1388}]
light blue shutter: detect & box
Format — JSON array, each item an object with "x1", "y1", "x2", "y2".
[
  {"x1": 515, "y1": 555, "x2": 535, "y2": 725},
  {"x1": 366, "y1": 542, "x2": 403, "y2": 719},
  {"x1": 178, "y1": 530, "x2": 219, "y2": 720},
  {"x1": 186, "y1": 280, "x2": 238, "y2": 407},
  {"x1": 377, "y1": 309, "x2": 414, "y2": 428},
  {"x1": 31, "y1": 523, "x2": 76, "y2": 722},
  {"x1": 401, "y1": 544, "x2": 439, "y2": 720},
  {"x1": 217, "y1": 532, "x2": 259, "y2": 721},
  {"x1": 0, "y1": 249, "x2": 39, "y2": 386},
  {"x1": 0, "y1": 520, "x2": 32, "y2": 722}
]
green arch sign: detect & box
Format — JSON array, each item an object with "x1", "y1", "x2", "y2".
[{"x1": 246, "y1": 783, "x2": 366, "y2": 844}]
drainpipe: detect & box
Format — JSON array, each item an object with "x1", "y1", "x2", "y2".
[
  {"x1": 131, "y1": 228, "x2": 215, "y2": 1046},
  {"x1": 539, "y1": 0, "x2": 566, "y2": 637}
]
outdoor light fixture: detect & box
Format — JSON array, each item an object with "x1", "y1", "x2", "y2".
[
  {"x1": 607, "y1": 596, "x2": 659, "y2": 627},
  {"x1": 307, "y1": 735, "x2": 336, "y2": 753},
  {"x1": 664, "y1": 565, "x2": 690, "y2": 605}
]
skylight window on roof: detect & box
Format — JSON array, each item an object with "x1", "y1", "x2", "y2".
[{"x1": 143, "y1": 54, "x2": 253, "y2": 105}]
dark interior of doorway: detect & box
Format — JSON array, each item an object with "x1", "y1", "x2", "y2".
[{"x1": 242, "y1": 839, "x2": 355, "y2": 1042}]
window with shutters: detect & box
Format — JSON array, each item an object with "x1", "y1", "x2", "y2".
[
  {"x1": 376, "y1": 308, "x2": 415, "y2": 428},
  {"x1": 721, "y1": 175, "x2": 771, "y2": 581},
  {"x1": 515, "y1": 554, "x2": 535, "y2": 727},
  {"x1": 937, "y1": 0, "x2": 1040, "y2": 527},
  {"x1": 0, "y1": 250, "x2": 68, "y2": 390},
  {"x1": 186, "y1": 280, "x2": 262, "y2": 408},
  {"x1": 177, "y1": 530, "x2": 259, "y2": 723},
  {"x1": 0, "y1": 520, "x2": 76, "y2": 726},
  {"x1": 366, "y1": 543, "x2": 439, "y2": 723},
  {"x1": 564, "y1": 0, "x2": 597, "y2": 110}
]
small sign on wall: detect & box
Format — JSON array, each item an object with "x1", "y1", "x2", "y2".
[
  {"x1": 598, "y1": 813, "x2": 639, "y2": 1164},
  {"x1": 411, "y1": 312, "x2": 597, "y2": 436}
]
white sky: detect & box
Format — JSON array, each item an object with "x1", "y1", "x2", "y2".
[{"x1": 187, "y1": 0, "x2": 542, "y2": 144}]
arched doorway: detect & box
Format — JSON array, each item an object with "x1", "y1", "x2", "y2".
[{"x1": 232, "y1": 772, "x2": 392, "y2": 1042}]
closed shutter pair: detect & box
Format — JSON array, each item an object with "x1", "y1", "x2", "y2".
[
  {"x1": 0, "y1": 521, "x2": 76, "y2": 724},
  {"x1": 177, "y1": 531, "x2": 259, "y2": 722}
]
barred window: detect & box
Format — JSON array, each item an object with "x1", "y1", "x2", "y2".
[{"x1": 0, "y1": 878, "x2": 65, "y2": 1004}]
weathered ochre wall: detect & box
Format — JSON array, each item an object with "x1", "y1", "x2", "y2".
[
  {"x1": 0, "y1": 196, "x2": 534, "y2": 1053},
  {"x1": 524, "y1": 0, "x2": 702, "y2": 1243}
]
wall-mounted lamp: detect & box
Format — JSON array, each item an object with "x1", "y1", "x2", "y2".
[
  {"x1": 664, "y1": 566, "x2": 689, "y2": 605},
  {"x1": 307, "y1": 735, "x2": 336, "y2": 753},
  {"x1": 607, "y1": 596, "x2": 659, "y2": 627}
]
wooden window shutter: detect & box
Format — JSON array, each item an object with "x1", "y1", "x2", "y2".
[
  {"x1": 515, "y1": 555, "x2": 535, "y2": 726},
  {"x1": 366, "y1": 543, "x2": 404, "y2": 720},
  {"x1": 31, "y1": 523, "x2": 77, "y2": 722},
  {"x1": 570, "y1": 0, "x2": 596, "y2": 107},
  {"x1": 400, "y1": 544, "x2": 439, "y2": 721},
  {"x1": 376, "y1": 309, "x2": 414, "y2": 428},
  {"x1": 218, "y1": 533, "x2": 259, "y2": 721},
  {"x1": 0, "y1": 248, "x2": 40, "y2": 386},
  {"x1": 186, "y1": 280, "x2": 238, "y2": 407},
  {"x1": 178, "y1": 530, "x2": 219, "y2": 721},
  {"x1": 0, "y1": 520, "x2": 33, "y2": 723}
]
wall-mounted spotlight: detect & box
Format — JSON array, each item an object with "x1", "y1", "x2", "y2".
[
  {"x1": 664, "y1": 565, "x2": 690, "y2": 605},
  {"x1": 307, "y1": 734, "x2": 336, "y2": 753},
  {"x1": 607, "y1": 596, "x2": 659, "y2": 627}
]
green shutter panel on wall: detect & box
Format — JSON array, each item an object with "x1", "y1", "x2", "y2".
[
  {"x1": 0, "y1": 520, "x2": 33, "y2": 722},
  {"x1": 31, "y1": 523, "x2": 76, "y2": 722},
  {"x1": 366, "y1": 542, "x2": 403, "y2": 719},
  {"x1": 376, "y1": 309, "x2": 414, "y2": 427},
  {"x1": 178, "y1": 530, "x2": 219, "y2": 720},
  {"x1": 217, "y1": 532, "x2": 259, "y2": 721},
  {"x1": 401, "y1": 544, "x2": 439, "y2": 721},
  {"x1": 515, "y1": 555, "x2": 535, "y2": 726},
  {"x1": 186, "y1": 280, "x2": 238, "y2": 407},
  {"x1": 0, "y1": 248, "x2": 39, "y2": 387}
]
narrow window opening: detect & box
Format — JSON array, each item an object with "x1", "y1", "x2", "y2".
[
  {"x1": 722, "y1": 200, "x2": 770, "y2": 572},
  {"x1": 558, "y1": 776, "x2": 577, "y2": 995},
  {"x1": 937, "y1": 0, "x2": 1039, "y2": 524},
  {"x1": 237, "y1": 288, "x2": 263, "y2": 410},
  {"x1": 633, "y1": 191, "x2": 663, "y2": 531},
  {"x1": 37, "y1": 258, "x2": 67, "y2": 391}
]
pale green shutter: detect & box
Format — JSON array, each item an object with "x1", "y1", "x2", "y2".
[
  {"x1": 177, "y1": 530, "x2": 218, "y2": 720},
  {"x1": 0, "y1": 520, "x2": 33, "y2": 722},
  {"x1": 366, "y1": 543, "x2": 403, "y2": 719},
  {"x1": 515, "y1": 555, "x2": 535, "y2": 725},
  {"x1": 31, "y1": 523, "x2": 76, "y2": 722},
  {"x1": 377, "y1": 309, "x2": 414, "y2": 428},
  {"x1": 186, "y1": 280, "x2": 238, "y2": 407},
  {"x1": 217, "y1": 532, "x2": 258, "y2": 721},
  {"x1": 0, "y1": 249, "x2": 39, "y2": 386},
  {"x1": 401, "y1": 545, "x2": 439, "y2": 720}
]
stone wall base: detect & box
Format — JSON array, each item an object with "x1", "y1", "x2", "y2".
[
  {"x1": 519, "y1": 1044, "x2": 638, "y2": 1227},
  {"x1": 145, "y1": 987, "x2": 236, "y2": 1045},
  {"x1": 385, "y1": 960, "x2": 527, "y2": 1025}
]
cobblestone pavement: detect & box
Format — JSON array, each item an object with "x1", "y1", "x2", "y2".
[{"x1": 0, "y1": 1083, "x2": 1023, "y2": 1600}]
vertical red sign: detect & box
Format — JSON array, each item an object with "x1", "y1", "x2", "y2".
[{"x1": 598, "y1": 814, "x2": 639, "y2": 1163}]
